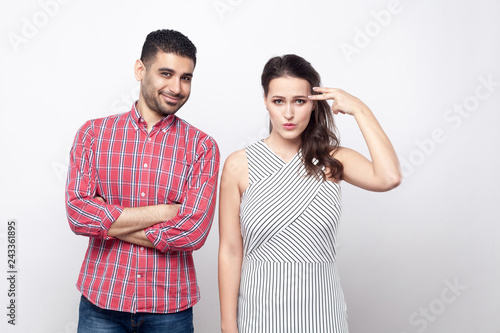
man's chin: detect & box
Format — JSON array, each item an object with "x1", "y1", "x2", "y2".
[
  {"x1": 163, "y1": 101, "x2": 186, "y2": 115},
  {"x1": 152, "y1": 107, "x2": 177, "y2": 117},
  {"x1": 161, "y1": 109, "x2": 178, "y2": 116},
  {"x1": 151, "y1": 99, "x2": 186, "y2": 117},
  {"x1": 160, "y1": 102, "x2": 183, "y2": 115}
]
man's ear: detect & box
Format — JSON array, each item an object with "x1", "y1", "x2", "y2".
[{"x1": 134, "y1": 59, "x2": 146, "y2": 81}]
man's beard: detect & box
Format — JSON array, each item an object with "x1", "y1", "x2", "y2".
[{"x1": 146, "y1": 90, "x2": 188, "y2": 117}]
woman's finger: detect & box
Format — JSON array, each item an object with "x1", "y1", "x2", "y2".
[
  {"x1": 309, "y1": 87, "x2": 341, "y2": 100},
  {"x1": 308, "y1": 94, "x2": 331, "y2": 100},
  {"x1": 313, "y1": 87, "x2": 339, "y2": 93}
]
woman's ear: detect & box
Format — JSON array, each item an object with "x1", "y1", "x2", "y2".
[{"x1": 264, "y1": 94, "x2": 269, "y2": 110}]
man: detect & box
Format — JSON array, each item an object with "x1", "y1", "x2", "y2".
[{"x1": 66, "y1": 29, "x2": 220, "y2": 332}]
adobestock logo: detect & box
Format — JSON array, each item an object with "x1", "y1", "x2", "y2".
[
  {"x1": 213, "y1": 0, "x2": 244, "y2": 21},
  {"x1": 400, "y1": 278, "x2": 467, "y2": 333},
  {"x1": 8, "y1": 0, "x2": 72, "y2": 53},
  {"x1": 340, "y1": 0, "x2": 403, "y2": 63},
  {"x1": 52, "y1": 160, "x2": 68, "y2": 183},
  {"x1": 236, "y1": 126, "x2": 268, "y2": 151},
  {"x1": 111, "y1": 85, "x2": 140, "y2": 113},
  {"x1": 57, "y1": 321, "x2": 77, "y2": 333},
  {"x1": 401, "y1": 74, "x2": 499, "y2": 178}
]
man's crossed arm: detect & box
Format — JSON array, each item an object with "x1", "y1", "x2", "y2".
[{"x1": 95, "y1": 196, "x2": 180, "y2": 248}]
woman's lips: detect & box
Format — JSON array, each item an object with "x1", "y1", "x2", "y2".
[{"x1": 283, "y1": 123, "x2": 296, "y2": 130}]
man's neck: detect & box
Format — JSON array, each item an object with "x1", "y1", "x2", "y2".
[{"x1": 136, "y1": 100, "x2": 164, "y2": 133}]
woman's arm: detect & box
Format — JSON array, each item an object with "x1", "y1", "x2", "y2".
[
  {"x1": 309, "y1": 87, "x2": 402, "y2": 191},
  {"x1": 218, "y1": 150, "x2": 247, "y2": 333}
]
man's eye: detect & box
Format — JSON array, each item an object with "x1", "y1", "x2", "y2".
[
  {"x1": 181, "y1": 76, "x2": 191, "y2": 81},
  {"x1": 161, "y1": 72, "x2": 172, "y2": 77}
]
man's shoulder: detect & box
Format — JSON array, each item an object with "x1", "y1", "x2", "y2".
[
  {"x1": 78, "y1": 112, "x2": 130, "y2": 133},
  {"x1": 90, "y1": 112, "x2": 129, "y2": 127},
  {"x1": 175, "y1": 117, "x2": 218, "y2": 148}
]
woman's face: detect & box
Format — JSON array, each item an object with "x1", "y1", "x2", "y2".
[{"x1": 265, "y1": 76, "x2": 314, "y2": 144}]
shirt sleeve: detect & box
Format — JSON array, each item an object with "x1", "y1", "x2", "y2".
[
  {"x1": 145, "y1": 137, "x2": 220, "y2": 252},
  {"x1": 65, "y1": 121, "x2": 123, "y2": 239}
]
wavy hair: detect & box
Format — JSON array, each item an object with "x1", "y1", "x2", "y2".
[{"x1": 261, "y1": 54, "x2": 343, "y2": 180}]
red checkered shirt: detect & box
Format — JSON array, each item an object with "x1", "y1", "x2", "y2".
[{"x1": 66, "y1": 104, "x2": 220, "y2": 313}]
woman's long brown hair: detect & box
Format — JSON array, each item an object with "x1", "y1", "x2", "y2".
[{"x1": 261, "y1": 54, "x2": 343, "y2": 180}]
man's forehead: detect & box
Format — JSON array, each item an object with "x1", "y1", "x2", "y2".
[{"x1": 150, "y1": 51, "x2": 195, "y2": 71}]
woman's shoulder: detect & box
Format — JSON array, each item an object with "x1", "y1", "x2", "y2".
[
  {"x1": 222, "y1": 149, "x2": 250, "y2": 194},
  {"x1": 226, "y1": 140, "x2": 264, "y2": 162},
  {"x1": 226, "y1": 148, "x2": 247, "y2": 163},
  {"x1": 222, "y1": 149, "x2": 248, "y2": 176}
]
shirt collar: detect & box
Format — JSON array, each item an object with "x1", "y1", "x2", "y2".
[{"x1": 130, "y1": 102, "x2": 176, "y2": 132}]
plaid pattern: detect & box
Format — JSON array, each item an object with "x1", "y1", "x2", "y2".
[{"x1": 66, "y1": 104, "x2": 220, "y2": 313}]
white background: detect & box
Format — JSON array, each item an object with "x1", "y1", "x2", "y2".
[{"x1": 1, "y1": 0, "x2": 499, "y2": 332}]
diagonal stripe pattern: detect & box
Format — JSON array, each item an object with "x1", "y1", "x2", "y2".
[{"x1": 238, "y1": 140, "x2": 348, "y2": 332}]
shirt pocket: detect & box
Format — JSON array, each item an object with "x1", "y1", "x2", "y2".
[{"x1": 156, "y1": 158, "x2": 190, "y2": 205}]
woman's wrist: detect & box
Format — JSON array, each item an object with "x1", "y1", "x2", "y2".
[
  {"x1": 352, "y1": 104, "x2": 371, "y2": 118},
  {"x1": 221, "y1": 323, "x2": 238, "y2": 333}
]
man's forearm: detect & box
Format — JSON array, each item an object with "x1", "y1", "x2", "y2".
[
  {"x1": 117, "y1": 230, "x2": 156, "y2": 248},
  {"x1": 107, "y1": 204, "x2": 180, "y2": 237}
]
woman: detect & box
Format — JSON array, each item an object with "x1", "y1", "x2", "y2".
[{"x1": 218, "y1": 54, "x2": 401, "y2": 333}]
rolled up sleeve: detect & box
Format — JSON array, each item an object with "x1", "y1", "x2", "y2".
[
  {"x1": 145, "y1": 137, "x2": 220, "y2": 252},
  {"x1": 65, "y1": 121, "x2": 123, "y2": 239}
]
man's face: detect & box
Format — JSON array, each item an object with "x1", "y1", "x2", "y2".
[{"x1": 137, "y1": 51, "x2": 195, "y2": 117}]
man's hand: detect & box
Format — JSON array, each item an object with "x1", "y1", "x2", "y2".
[{"x1": 117, "y1": 230, "x2": 156, "y2": 248}]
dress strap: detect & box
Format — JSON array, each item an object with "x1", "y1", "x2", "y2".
[{"x1": 245, "y1": 140, "x2": 285, "y2": 185}]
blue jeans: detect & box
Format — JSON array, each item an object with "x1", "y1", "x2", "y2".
[{"x1": 78, "y1": 295, "x2": 194, "y2": 333}]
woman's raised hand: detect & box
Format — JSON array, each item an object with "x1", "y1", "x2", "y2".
[{"x1": 308, "y1": 87, "x2": 368, "y2": 116}]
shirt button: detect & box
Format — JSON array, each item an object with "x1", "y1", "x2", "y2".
[
  {"x1": 148, "y1": 137, "x2": 152, "y2": 142},
  {"x1": 140, "y1": 247, "x2": 144, "y2": 251},
  {"x1": 137, "y1": 274, "x2": 142, "y2": 279},
  {"x1": 143, "y1": 163, "x2": 148, "y2": 168},
  {"x1": 141, "y1": 192, "x2": 145, "y2": 197}
]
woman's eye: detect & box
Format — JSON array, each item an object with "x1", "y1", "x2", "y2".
[
  {"x1": 296, "y1": 99, "x2": 306, "y2": 104},
  {"x1": 273, "y1": 99, "x2": 283, "y2": 104}
]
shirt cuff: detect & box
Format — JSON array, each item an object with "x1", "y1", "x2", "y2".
[
  {"x1": 101, "y1": 205, "x2": 124, "y2": 240},
  {"x1": 145, "y1": 224, "x2": 171, "y2": 252}
]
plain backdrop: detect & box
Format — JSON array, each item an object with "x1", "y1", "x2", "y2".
[{"x1": 1, "y1": 0, "x2": 499, "y2": 332}]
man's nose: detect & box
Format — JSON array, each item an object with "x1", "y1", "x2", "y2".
[{"x1": 169, "y1": 79, "x2": 181, "y2": 95}]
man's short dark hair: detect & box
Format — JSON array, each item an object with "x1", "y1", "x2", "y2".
[{"x1": 140, "y1": 29, "x2": 197, "y2": 68}]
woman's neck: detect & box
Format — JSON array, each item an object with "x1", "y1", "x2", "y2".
[{"x1": 264, "y1": 133, "x2": 301, "y2": 163}]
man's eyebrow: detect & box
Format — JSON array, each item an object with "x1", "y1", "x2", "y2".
[
  {"x1": 157, "y1": 67, "x2": 193, "y2": 77},
  {"x1": 158, "y1": 67, "x2": 174, "y2": 72}
]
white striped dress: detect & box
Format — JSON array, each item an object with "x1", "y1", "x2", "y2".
[{"x1": 238, "y1": 140, "x2": 348, "y2": 333}]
